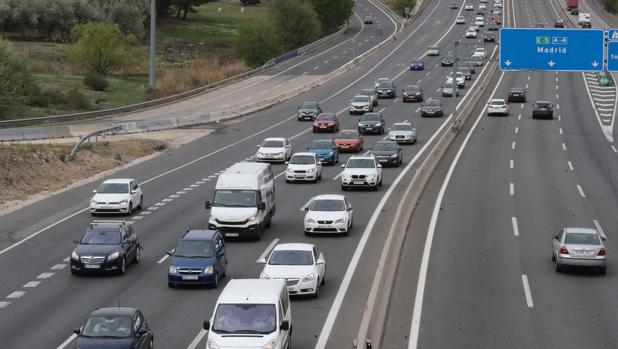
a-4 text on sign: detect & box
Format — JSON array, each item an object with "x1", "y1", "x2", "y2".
[{"x1": 499, "y1": 28, "x2": 604, "y2": 72}]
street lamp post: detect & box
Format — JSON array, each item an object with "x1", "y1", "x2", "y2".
[
  {"x1": 453, "y1": 40, "x2": 459, "y2": 121},
  {"x1": 149, "y1": 0, "x2": 157, "y2": 89}
]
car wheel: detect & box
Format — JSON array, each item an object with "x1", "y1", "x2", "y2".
[
  {"x1": 70, "y1": 269, "x2": 79, "y2": 276},
  {"x1": 600, "y1": 266, "x2": 607, "y2": 275},
  {"x1": 551, "y1": 253, "x2": 556, "y2": 262},
  {"x1": 149, "y1": 337, "x2": 154, "y2": 349},
  {"x1": 318, "y1": 171, "x2": 322, "y2": 180},
  {"x1": 555, "y1": 262, "x2": 562, "y2": 273},
  {"x1": 133, "y1": 246, "x2": 141, "y2": 264},
  {"x1": 168, "y1": 281, "x2": 175, "y2": 288},
  {"x1": 222, "y1": 261, "x2": 227, "y2": 277},
  {"x1": 127, "y1": 203, "x2": 133, "y2": 216},
  {"x1": 212, "y1": 272, "x2": 219, "y2": 289},
  {"x1": 137, "y1": 196, "x2": 143, "y2": 210},
  {"x1": 314, "y1": 281, "x2": 320, "y2": 298},
  {"x1": 286, "y1": 179, "x2": 291, "y2": 183},
  {"x1": 379, "y1": 177, "x2": 383, "y2": 186},
  {"x1": 119, "y1": 257, "x2": 126, "y2": 275},
  {"x1": 341, "y1": 184, "x2": 347, "y2": 191}
]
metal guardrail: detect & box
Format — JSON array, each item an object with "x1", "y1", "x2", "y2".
[{"x1": 65, "y1": 125, "x2": 122, "y2": 161}]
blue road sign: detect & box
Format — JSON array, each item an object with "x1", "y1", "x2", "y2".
[
  {"x1": 609, "y1": 29, "x2": 618, "y2": 41},
  {"x1": 499, "y1": 28, "x2": 604, "y2": 71},
  {"x1": 607, "y1": 41, "x2": 618, "y2": 72}
]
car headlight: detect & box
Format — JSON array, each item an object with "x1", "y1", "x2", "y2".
[
  {"x1": 363, "y1": 106, "x2": 370, "y2": 110},
  {"x1": 169, "y1": 266, "x2": 177, "y2": 274},
  {"x1": 328, "y1": 151, "x2": 334, "y2": 155},
  {"x1": 287, "y1": 168, "x2": 294, "y2": 173},
  {"x1": 260, "y1": 272, "x2": 270, "y2": 279},
  {"x1": 207, "y1": 338, "x2": 220, "y2": 349},
  {"x1": 307, "y1": 168, "x2": 314, "y2": 173},
  {"x1": 71, "y1": 251, "x2": 79, "y2": 260},
  {"x1": 305, "y1": 217, "x2": 316, "y2": 223},
  {"x1": 334, "y1": 218, "x2": 345, "y2": 223},
  {"x1": 390, "y1": 154, "x2": 398, "y2": 158},
  {"x1": 375, "y1": 123, "x2": 381, "y2": 126},
  {"x1": 204, "y1": 266, "x2": 214, "y2": 274},
  {"x1": 90, "y1": 199, "x2": 96, "y2": 205},
  {"x1": 262, "y1": 339, "x2": 276, "y2": 349},
  {"x1": 108, "y1": 251, "x2": 120, "y2": 260},
  {"x1": 303, "y1": 273, "x2": 315, "y2": 282},
  {"x1": 367, "y1": 173, "x2": 375, "y2": 178},
  {"x1": 358, "y1": 123, "x2": 363, "y2": 127},
  {"x1": 118, "y1": 200, "x2": 128, "y2": 205},
  {"x1": 248, "y1": 215, "x2": 257, "y2": 222}
]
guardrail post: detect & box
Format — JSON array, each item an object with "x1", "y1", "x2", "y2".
[{"x1": 65, "y1": 125, "x2": 122, "y2": 161}]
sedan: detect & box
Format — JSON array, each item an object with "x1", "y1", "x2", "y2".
[
  {"x1": 259, "y1": 243, "x2": 326, "y2": 296},
  {"x1": 456, "y1": 15, "x2": 466, "y2": 24},
  {"x1": 349, "y1": 95, "x2": 373, "y2": 114},
  {"x1": 358, "y1": 112, "x2": 385, "y2": 135},
  {"x1": 297, "y1": 101, "x2": 321, "y2": 121},
  {"x1": 256, "y1": 137, "x2": 292, "y2": 162},
  {"x1": 409, "y1": 58, "x2": 425, "y2": 70},
  {"x1": 465, "y1": 29, "x2": 477, "y2": 38},
  {"x1": 507, "y1": 87, "x2": 526, "y2": 102},
  {"x1": 376, "y1": 80, "x2": 396, "y2": 98},
  {"x1": 387, "y1": 122, "x2": 417, "y2": 144},
  {"x1": 532, "y1": 100, "x2": 554, "y2": 119},
  {"x1": 487, "y1": 22, "x2": 499, "y2": 31},
  {"x1": 286, "y1": 152, "x2": 322, "y2": 183},
  {"x1": 307, "y1": 139, "x2": 339, "y2": 165},
  {"x1": 372, "y1": 141, "x2": 403, "y2": 167},
  {"x1": 553, "y1": 227, "x2": 607, "y2": 274},
  {"x1": 312, "y1": 113, "x2": 339, "y2": 133},
  {"x1": 363, "y1": 16, "x2": 374, "y2": 24},
  {"x1": 427, "y1": 46, "x2": 440, "y2": 56},
  {"x1": 459, "y1": 61, "x2": 476, "y2": 74},
  {"x1": 359, "y1": 88, "x2": 379, "y2": 106},
  {"x1": 90, "y1": 178, "x2": 143, "y2": 216},
  {"x1": 441, "y1": 55, "x2": 455, "y2": 66},
  {"x1": 74, "y1": 307, "x2": 154, "y2": 349},
  {"x1": 442, "y1": 82, "x2": 459, "y2": 97},
  {"x1": 334, "y1": 130, "x2": 364, "y2": 152},
  {"x1": 421, "y1": 99, "x2": 444, "y2": 117},
  {"x1": 450, "y1": 3, "x2": 459, "y2": 9},
  {"x1": 465, "y1": 3, "x2": 473, "y2": 10},
  {"x1": 484, "y1": 33, "x2": 496, "y2": 42},
  {"x1": 402, "y1": 84, "x2": 424, "y2": 102},
  {"x1": 487, "y1": 98, "x2": 509, "y2": 116},
  {"x1": 303, "y1": 194, "x2": 353, "y2": 235}
]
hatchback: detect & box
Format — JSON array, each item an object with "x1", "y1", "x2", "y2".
[
  {"x1": 74, "y1": 307, "x2": 154, "y2": 349},
  {"x1": 532, "y1": 100, "x2": 553, "y2": 119},
  {"x1": 409, "y1": 58, "x2": 425, "y2": 70},
  {"x1": 553, "y1": 227, "x2": 607, "y2": 274}
]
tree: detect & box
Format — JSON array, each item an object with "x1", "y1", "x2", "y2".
[
  {"x1": 310, "y1": 0, "x2": 353, "y2": 34},
  {"x1": 174, "y1": 0, "x2": 210, "y2": 19},
  {"x1": 234, "y1": 18, "x2": 283, "y2": 67},
  {"x1": 0, "y1": 39, "x2": 36, "y2": 119},
  {"x1": 268, "y1": 0, "x2": 321, "y2": 50},
  {"x1": 65, "y1": 22, "x2": 142, "y2": 75},
  {"x1": 392, "y1": 0, "x2": 416, "y2": 16}
]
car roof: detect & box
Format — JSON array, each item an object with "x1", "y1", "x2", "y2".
[
  {"x1": 564, "y1": 227, "x2": 600, "y2": 235},
  {"x1": 339, "y1": 129, "x2": 359, "y2": 133},
  {"x1": 375, "y1": 140, "x2": 398, "y2": 145},
  {"x1": 263, "y1": 137, "x2": 286, "y2": 142},
  {"x1": 273, "y1": 243, "x2": 315, "y2": 252},
  {"x1": 393, "y1": 122, "x2": 412, "y2": 126},
  {"x1": 292, "y1": 152, "x2": 317, "y2": 157},
  {"x1": 490, "y1": 98, "x2": 506, "y2": 102},
  {"x1": 535, "y1": 100, "x2": 551, "y2": 104},
  {"x1": 312, "y1": 194, "x2": 346, "y2": 201},
  {"x1": 181, "y1": 229, "x2": 217, "y2": 240},
  {"x1": 510, "y1": 87, "x2": 523, "y2": 91},
  {"x1": 90, "y1": 306, "x2": 138, "y2": 317},
  {"x1": 217, "y1": 279, "x2": 286, "y2": 304},
  {"x1": 348, "y1": 155, "x2": 376, "y2": 160},
  {"x1": 102, "y1": 178, "x2": 134, "y2": 184}
]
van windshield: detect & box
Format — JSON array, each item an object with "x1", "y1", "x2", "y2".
[
  {"x1": 212, "y1": 304, "x2": 276, "y2": 334},
  {"x1": 213, "y1": 190, "x2": 258, "y2": 208}
]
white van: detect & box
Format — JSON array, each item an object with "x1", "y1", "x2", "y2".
[
  {"x1": 578, "y1": 13, "x2": 590, "y2": 25},
  {"x1": 205, "y1": 162, "x2": 275, "y2": 240},
  {"x1": 203, "y1": 279, "x2": 292, "y2": 349}
]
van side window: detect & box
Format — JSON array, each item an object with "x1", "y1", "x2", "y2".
[
  {"x1": 280, "y1": 290, "x2": 289, "y2": 316},
  {"x1": 279, "y1": 300, "x2": 285, "y2": 324}
]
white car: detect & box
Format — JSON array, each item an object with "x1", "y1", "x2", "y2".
[
  {"x1": 466, "y1": 29, "x2": 477, "y2": 38},
  {"x1": 349, "y1": 95, "x2": 373, "y2": 114},
  {"x1": 474, "y1": 16, "x2": 485, "y2": 27},
  {"x1": 259, "y1": 243, "x2": 326, "y2": 296},
  {"x1": 90, "y1": 178, "x2": 143, "y2": 215},
  {"x1": 465, "y1": 3, "x2": 474, "y2": 10},
  {"x1": 469, "y1": 24, "x2": 480, "y2": 31},
  {"x1": 447, "y1": 72, "x2": 466, "y2": 88},
  {"x1": 256, "y1": 137, "x2": 292, "y2": 163},
  {"x1": 472, "y1": 47, "x2": 487, "y2": 59},
  {"x1": 494, "y1": 2, "x2": 502, "y2": 8},
  {"x1": 487, "y1": 98, "x2": 509, "y2": 116},
  {"x1": 285, "y1": 152, "x2": 322, "y2": 183},
  {"x1": 341, "y1": 155, "x2": 383, "y2": 190},
  {"x1": 479, "y1": 3, "x2": 487, "y2": 9},
  {"x1": 303, "y1": 194, "x2": 353, "y2": 234},
  {"x1": 387, "y1": 122, "x2": 417, "y2": 144},
  {"x1": 456, "y1": 16, "x2": 466, "y2": 24}
]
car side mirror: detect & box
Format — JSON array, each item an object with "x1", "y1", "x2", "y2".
[
  {"x1": 73, "y1": 239, "x2": 80, "y2": 244},
  {"x1": 259, "y1": 202, "x2": 266, "y2": 211},
  {"x1": 377, "y1": 164, "x2": 382, "y2": 168},
  {"x1": 341, "y1": 164, "x2": 346, "y2": 168},
  {"x1": 205, "y1": 201, "x2": 212, "y2": 210},
  {"x1": 73, "y1": 328, "x2": 81, "y2": 335},
  {"x1": 316, "y1": 258, "x2": 325, "y2": 265},
  {"x1": 138, "y1": 327, "x2": 148, "y2": 335},
  {"x1": 601, "y1": 236, "x2": 607, "y2": 241},
  {"x1": 203, "y1": 320, "x2": 210, "y2": 330},
  {"x1": 167, "y1": 248, "x2": 175, "y2": 256},
  {"x1": 92, "y1": 189, "x2": 97, "y2": 193},
  {"x1": 280, "y1": 320, "x2": 290, "y2": 331},
  {"x1": 257, "y1": 257, "x2": 267, "y2": 264},
  {"x1": 284, "y1": 161, "x2": 289, "y2": 165}
]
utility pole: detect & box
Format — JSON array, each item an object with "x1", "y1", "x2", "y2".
[{"x1": 149, "y1": 0, "x2": 157, "y2": 89}]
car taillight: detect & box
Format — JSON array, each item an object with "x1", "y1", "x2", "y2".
[
  {"x1": 559, "y1": 246, "x2": 569, "y2": 255},
  {"x1": 598, "y1": 248, "x2": 606, "y2": 256}
]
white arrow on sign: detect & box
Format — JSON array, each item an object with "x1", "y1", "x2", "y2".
[
  {"x1": 504, "y1": 60, "x2": 512, "y2": 66},
  {"x1": 548, "y1": 60, "x2": 556, "y2": 67},
  {"x1": 592, "y1": 61, "x2": 599, "y2": 67}
]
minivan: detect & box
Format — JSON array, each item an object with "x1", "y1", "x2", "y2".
[{"x1": 203, "y1": 279, "x2": 291, "y2": 349}]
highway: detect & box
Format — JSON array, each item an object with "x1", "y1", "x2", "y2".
[
  {"x1": 383, "y1": 0, "x2": 618, "y2": 348},
  {"x1": 0, "y1": 0, "x2": 500, "y2": 348}
]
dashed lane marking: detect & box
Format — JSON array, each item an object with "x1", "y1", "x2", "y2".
[
  {"x1": 37, "y1": 273, "x2": 54, "y2": 279},
  {"x1": 51, "y1": 264, "x2": 66, "y2": 270},
  {"x1": 576, "y1": 184, "x2": 586, "y2": 198},
  {"x1": 7, "y1": 291, "x2": 25, "y2": 299},
  {"x1": 522, "y1": 275, "x2": 534, "y2": 308},
  {"x1": 133, "y1": 216, "x2": 144, "y2": 220},
  {"x1": 562, "y1": 142, "x2": 567, "y2": 151},
  {"x1": 23, "y1": 281, "x2": 40, "y2": 288},
  {"x1": 515, "y1": 127, "x2": 519, "y2": 134},
  {"x1": 157, "y1": 255, "x2": 169, "y2": 264},
  {"x1": 63, "y1": 257, "x2": 70, "y2": 262},
  {"x1": 593, "y1": 219, "x2": 607, "y2": 240},
  {"x1": 155, "y1": 202, "x2": 166, "y2": 206},
  {"x1": 510, "y1": 159, "x2": 514, "y2": 169},
  {"x1": 568, "y1": 161, "x2": 574, "y2": 171},
  {"x1": 512, "y1": 142, "x2": 516, "y2": 150},
  {"x1": 257, "y1": 238, "x2": 280, "y2": 263},
  {"x1": 612, "y1": 145, "x2": 618, "y2": 153},
  {"x1": 512, "y1": 217, "x2": 519, "y2": 236},
  {"x1": 510, "y1": 183, "x2": 514, "y2": 196}
]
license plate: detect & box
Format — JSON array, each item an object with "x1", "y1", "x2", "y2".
[
  {"x1": 320, "y1": 126, "x2": 327, "y2": 128},
  {"x1": 366, "y1": 127, "x2": 373, "y2": 131},
  {"x1": 182, "y1": 275, "x2": 199, "y2": 280},
  {"x1": 378, "y1": 159, "x2": 388, "y2": 162},
  {"x1": 102, "y1": 206, "x2": 113, "y2": 209},
  {"x1": 353, "y1": 181, "x2": 364, "y2": 184},
  {"x1": 84, "y1": 264, "x2": 100, "y2": 269},
  {"x1": 225, "y1": 233, "x2": 239, "y2": 237}
]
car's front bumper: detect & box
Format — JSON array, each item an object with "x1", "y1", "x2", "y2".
[
  {"x1": 256, "y1": 154, "x2": 286, "y2": 162},
  {"x1": 377, "y1": 90, "x2": 396, "y2": 98},
  {"x1": 283, "y1": 278, "x2": 318, "y2": 295},
  {"x1": 488, "y1": 108, "x2": 508, "y2": 115},
  {"x1": 305, "y1": 220, "x2": 348, "y2": 233},
  {"x1": 389, "y1": 134, "x2": 415, "y2": 143},
  {"x1": 286, "y1": 171, "x2": 318, "y2": 182},
  {"x1": 90, "y1": 203, "x2": 130, "y2": 214},
  {"x1": 168, "y1": 272, "x2": 217, "y2": 286},
  {"x1": 375, "y1": 155, "x2": 400, "y2": 165},
  {"x1": 349, "y1": 106, "x2": 371, "y2": 114},
  {"x1": 71, "y1": 257, "x2": 123, "y2": 273},
  {"x1": 341, "y1": 177, "x2": 379, "y2": 188},
  {"x1": 403, "y1": 94, "x2": 423, "y2": 101},
  {"x1": 422, "y1": 111, "x2": 443, "y2": 117},
  {"x1": 359, "y1": 126, "x2": 382, "y2": 134},
  {"x1": 208, "y1": 222, "x2": 261, "y2": 238},
  {"x1": 410, "y1": 65, "x2": 424, "y2": 70},
  {"x1": 336, "y1": 144, "x2": 361, "y2": 152},
  {"x1": 298, "y1": 113, "x2": 316, "y2": 120}
]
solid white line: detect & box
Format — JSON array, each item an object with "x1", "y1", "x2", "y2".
[
  {"x1": 568, "y1": 161, "x2": 574, "y2": 171},
  {"x1": 56, "y1": 334, "x2": 78, "y2": 349},
  {"x1": 521, "y1": 274, "x2": 534, "y2": 308},
  {"x1": 593, "y1": 219, "x2": 607, "y2": 240},
  {"x1": 510, "y1": 159, "x2": 514, "y2": 169},
  {"x1": 256, "y1": 238, "x2": 280, "y2": 263},
  {"x1": 562, "y1": 142, "x2": 567, "y2": 150},
  {"x1": 0, "y1": 301, "x2": 10, "y2": 309},
  {"x1": 37, "y1": 272, "x2": 54, "y2": 279},
  {"x1": 512, "y1": 141, "x2": 516, "y2": 150},
  {"x1": 612, "y1": 145, "x2": 618, "y2": 153},
  {"x1": 576, "y1": 184, "x2": 586, "y2": 198},
  {"x1": 23, "y1": 281, "x2": 40, "y2": 288},
  {"x1": 510, "y1": 182, "x2": 515, "y2": 196},
  {"x1": 512, "y1": 217, "x2": 520, "y2": 236},
  {"x1": 7, "y1": 291, "x2": 25, "y2": 299},
  {"x1": 187, "y1": 330, "x2": 208, "y2": 349},
  {"x1": 157, "y1": 254, "x2": 169, "y2": 264},
  {"x1": 51, "y1": 264, "x2": 67, "y2": 270}
]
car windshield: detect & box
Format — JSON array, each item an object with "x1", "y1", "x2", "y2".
[
  {"x1": 338, "y1": 132, "x2": 358, "y2": 139},
  {"x1": 174, "y1": 240, "x2": 215, "y2": 258},
  {"x1": 97, "y1": 183, "x2": 129, "y2": 194},
  {"x1": 310, "y1": 199, "x2": 346, "y2": 211},
  {"x1": 425, "y1": 100, "x2": 441, "y2": 107},
  {"x1": 490, "y1": 100, "x2": 505, "y2": 106},
  {"x1": 510, "y1": 88, "x2": 523, "y2": 93},
  {"x1": 261, "y1": 140, "x2": 284, "y2": 148},
  {"x1": 392, "y1": 124, "x2": 412, "y2": 131},
  {"x1": 289, "y1": 155, "x2": 315, "y2": 165},
  {"x1": 565, "y1": 233, "x2": 600, "y2": 245},
  {"x1": 347, "y1": 159, "x2": 376, "y2": 168},
  {"x1": 405, "y1": 85, "x2": 421, "y2": 92},
  {"x1": 80, "y1": 229, "x2": 121, "y2": 245},
  {"x1": 374, "y1": 142, "x2": 396, "y2": 151},
  {"x1": 212, "y1": 304, "x2": 276, "y2": 334},
  {"x1": 536, "y1": 102, "x2": 551, "y2": 107},
  {"x1": 411, "y1": 59, "x2": 422, "y2": 63},
  {"x1": 213, "y1": 190, "x2": 257, "y2": 208},
  {"x1": 309, "y1": 140, "x2": 334, "y2": 149},
  {"x1": 361, "y1": 114, "x2": 381, "y2": 121},
  {"x1": 300, "y1": 102, "x2": 317, "y2": 109},
  {"x1": 268, "y1": 250, "x2": 313, "y2": 265},
  {"x1": 360, "y1": 89, "x2": 375, "y2": 96},
  {"x1": 81, "y1": 316, "x2": 133, "y2": 338},
  {"x1": 352, "y1": 96, "x2": 370, "y2": 102},
  {"x1": 378, "y1": 82, "x2": 394, "y2": 88},
  {"x1": 316, "y1": 114, "x2": 335, "y2": 121}
]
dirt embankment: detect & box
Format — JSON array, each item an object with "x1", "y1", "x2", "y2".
[{"x1": 0, "y1": 139, "x2": 166, "y2": 205}]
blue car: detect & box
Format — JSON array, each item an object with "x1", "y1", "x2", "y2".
[
  {"x1": 409, "y1": 58, "x2": 425, "y2": 70},
  {"x1": 307, "y1": 139, "x2": 339, "y2": 165},
  {"x1": 167, "y1": 229, "x2": 227, "y2": 288}
]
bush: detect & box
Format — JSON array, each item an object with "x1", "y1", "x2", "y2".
[
  {"x1": 84, "y1": 73, "x2": 109, "y2": 91},
  {"x1": 0, "y1": 38, "x2": 37, "y2": 119},
  {"x1": 234, "y1": 18, "x2": 283, "y2": 68},
  {"x1": 65, "y1": 88, "x2": 90, "y2": 109},
  {"x1": 28, "y1": 87, "x2": 65, "y2": 108}
]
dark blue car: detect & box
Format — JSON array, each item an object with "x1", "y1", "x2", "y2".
[
  {"x1": 409, "y1": 58, "x2": 425, "y2": 70},
  {"x1": 307, "y1": 139, "x2": 339, "y2": 165},
  {"x1": 74, "y1": 306, "x2": 153, "y2": 349},
  {"x1": 167, "y1": 230, "x2": 227, "y2": 288}
]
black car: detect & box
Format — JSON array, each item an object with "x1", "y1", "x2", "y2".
[
  {"x1": 441, "y1": 55, "x2": 455, "y2": 66},
  {"x1": 450, "y1": 3, "x2": 459, "y2": 9},
  {"x1": 358, "y1": 113, "x2": 385, "y2": 135},
  {"x1": 421, "y1": 99, "x2": 444, "y2": 117},
  {"x1": 376, "y1": 81, "x2": 396, "y2": 98},
  {"x1": 532, "y1": 100, "x2": 554, "y2": 119},
  {"x1": 70, "y1": 221, "x2": 141, "y2": 275},
  {"x1": 74, "y1": 307, "x2": 153, "y2": 349},
  {"x1": 457, "y1": 67, "x2": 472, "y2": 80},
  {"x1": 582, "y1": 22, "x2": 592, "y2": 28},
  {"x1": 554, "y1": 19, "x2": 565, "y2": 28},
  {"x1": 364, "y1": 16, "x2": 374, "y2": 24},
  {"x1": 297, "y1": 101, "x2": 322, "y2": 121},
  {"x1": 484, "y1": 33, "x2": 496, "y2": 42},
  {"x1": 507, "y1": 87, "x2": 526, "y2": 102},
  {"x1": 459, "y1": 61, "x2": 476, "y2": 74},
  {"x1": 402, "y1": 84, "x2": 424, "y2": 102},
  {"x1": 372, "y1": 141, "x2": 402, "y2": 167},
  {"x1": 487, "y1": 22, "x2": 499, "y2": 31}
]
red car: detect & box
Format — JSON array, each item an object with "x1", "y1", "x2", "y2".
[
  {"x1": 312, "y1": 113, "x2": 339, "y2": 133},
  {"x1": 334, "y1": 130, "x2": 363, "y2": 153},
  {"x1": 491, "y1": 14, "x2": 502, "y2": 25}
]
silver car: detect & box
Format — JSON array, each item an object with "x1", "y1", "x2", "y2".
[
  {"x1": 387, "y1": 122, "x2": 417, "y2": 144},
  {"x1": 358, "y1": 88, "x2": 379, "y2": 107},
  {"x1": 552, "y1": 227, "x2": 607, "y2": 274},
  {"x1": 349, "y1": 95, "x2": 373, "y2": 115}
]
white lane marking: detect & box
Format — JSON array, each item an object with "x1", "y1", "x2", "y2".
[
  {"x1": 63, "y1": 257, "x2": 70, "y2": 262},
  {"x1": 408, "y1": 69, "x2": 508, "y2": 349},
  {"x1": 333, "y1": 56, "x2": 338, "y2": 59},
  {"x1": 313, "y1": 66, "x2": 320, "y2": 70},
  {"x1": 512, "y1": 141, "x2": 516, "y2": 150},
  {"x1": 51, "y1": 264, "x2": 67, "y2": 270},
  {"x1": 556, "y1": 103, "x2": 560, "y2": 110},
  {"x1": 147, "y1": 206, "x2": 159, "y2": 211},
  {"x1": 612, "y1": 145, "x2": 618, "y2": 153},
  {"x1": 559, "y1": 128, "x2": 563, "y2": 135},
  {"x1": 300, "y1": 197, "x2": 315, "y2": 212},
  {"x1": 274, "y1": 170, "x2": 286, "y2": 180},
  {"x1": 520, "y1": 104, "x2": 524, "y2": 109},
  {"x1": 142, "y1": 211, "x2": 152, "y2": 215},
  {"x1": 187, "y1": 330, "x2": 208, "y2": 349},
  {"x1": 425, "y1": 71, "x2": 431, "y2": 76},
  {"x1": 415, "y1": 107, "x2": 421, "y2": 113},
  {"x1": 378, "y1": 107, "x2": 386, "y2": 112},
  {"x1": 562, "y1": 142, "x2": 567, "y2": 151},
  {"x1": 23, "y1": 281, "x2": 41, "y2": 288},
  {"x1": 514, "y1": 126, "x2": 519, "y2": 134},
  {"x1": 132, "y1": 216, "x2": 144, "y2": 220},
  {"x1": 183, "y1": 187, "x2": 193, "y2": 191},
  {"x1": 162, "y1": 198, "x2": 173, "y2": 202},
  {"x1": 416, "y1": 79, "x2": 422, "y2": 84},
  {"x1": 576, "y1": 184, "x2": 586, "y2": 198},
  {"x1": 7, "y1": 291, "x2": 25, "y2": 299},
  {"x1": 525, "y1": 84, "x2": 529, "y2": 89},
  {"x1": 510, "y1": 159, "x2": 514, "y2": 169},
  {"x1": 522, "y1": 275, "x2": 534, "y2": 308},
  {"x1": 155, "y1": 202, "x2": 166, "y2": 206},
  {"x1": 512, "y1": 217, "x2": 520, "y2": 236},
  {"x1": 568, "y1": 161, "x2": 574, "y2": 171},
  {"x1": 528, "y1": 76, "x2": 531, "y2": 80},
  {"x1": 393, "y1": 98, "x2": 400, "y2": 102},
  {"x1": 510, "y1": 183, "x2": 515, "y2": 196},
  {"x1": 126, "y1": 220, "x2": 135, "y2": 225},
  {"x1": 189, "y1": 184, "x2": 199, "y2": 188},
  {"x1": 518, "y1": 114, "x2": 521, "y2": 120},
  {"x1": 0, "y1": 301, "x2": 10, "y2": 309},
  {"x1": 558, "y1": 115, "x2": 561, "y2": 121},
  {"x1": 555, "y1": 86, "x2": 559, "y2": 91},
  {"x1": 435, "y1": 88, "x2": 441, "y2": 93},
  {"x1": 593, "y1": 219, "x2": 607, "y2": 240},
  {"x1": 56, "y1": 334, "x2": 78, "y2": 349},
  {"x1": 37, "y1": 272, "x2": 54, "y2": 279},
  {"x1": 176, "y1": 190, "x2": 187, "y2": 194},
  {"x1": 256, "y1": 238, "x2": 280, "y2": 263},
  {"x1": 157, "y1": 254, "x2": 169, "y2": 264},
  {"x1": 556, "y1": 77, "x2": 559, "y2": 82}
]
